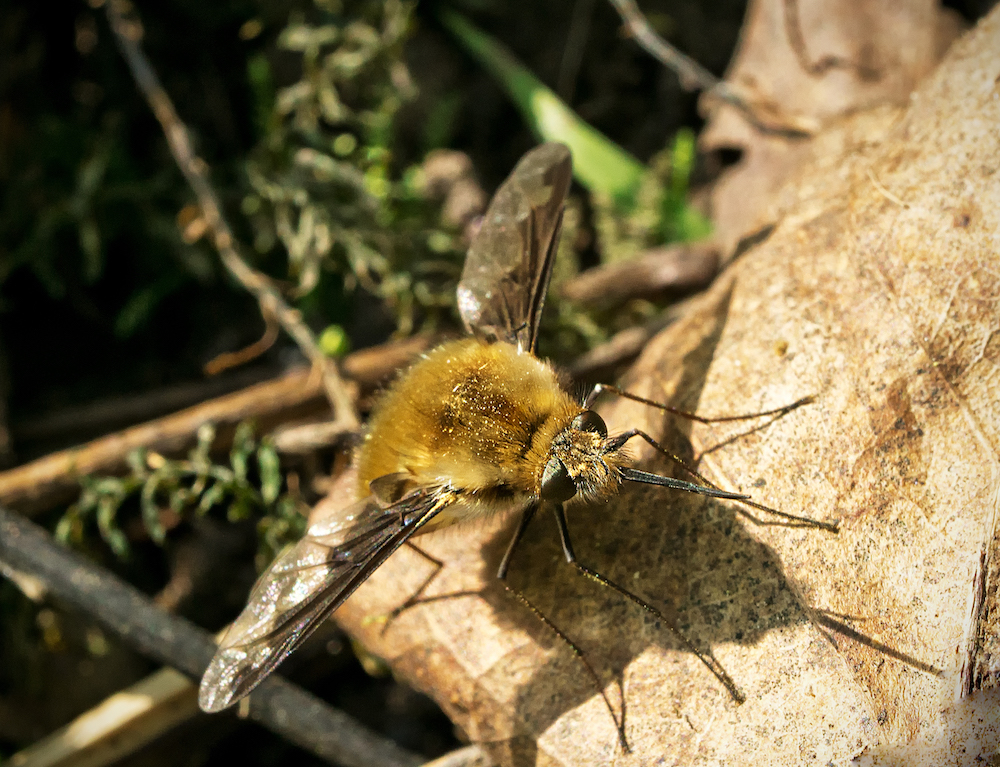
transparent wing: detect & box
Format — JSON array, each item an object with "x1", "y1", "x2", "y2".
[
  {"x1": 198, "y1": 487, "x2": 442, "y2": 712},
  {"x1": 457, "y1": 142, "x2": 572, "y2": 353}
]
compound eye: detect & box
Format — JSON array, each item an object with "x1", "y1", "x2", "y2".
[
  {"x1": 540, "y1": 457, "x2": 577, "y2": 503},
  {"x1": 571, "y1": 410, "x2": 607, "y2": 439}
]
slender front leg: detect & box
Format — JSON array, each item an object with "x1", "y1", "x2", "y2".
[
  {"x1": 497, "y1": 503, "x2": 538, "y2": 579},
  {"x1": 550, "y1": 504, "x2": 746, "y2": 704},
  {"x1": 497, "y1": 503, "x2": 630, "y2": 752},
  {"x1": 377, "y1": 542, "x2": 448, "y2": 633},
  {"x1": 584, "y1": 382, "x2": 813, "y2": 423}
]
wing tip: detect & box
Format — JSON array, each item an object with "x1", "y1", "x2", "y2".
[{"x1": 198, "y1": 653, "x2": 249, "y2": 713}]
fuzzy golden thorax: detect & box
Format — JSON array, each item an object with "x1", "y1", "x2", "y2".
[{"x1": 355, "y1": 338, "x2": 628, "y2": 532}]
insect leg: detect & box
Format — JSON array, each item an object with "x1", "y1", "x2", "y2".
[
  {"x1": 584, "y1": 382, "x2": 813, "y2": 423},
  {"x1": 607, "y1": 427, "x2": 715, "y2": 486},
  {"x1": 377, "y1": 543, "x2": 450, "y2": 633},
  {"x1": 550, "y1": 503, "x2": 746, "y2": 705},
  {"x1": 612, "y1": 428, "x2": 839, "y2": 531},
  {"x1": 498, "y1": 503, "x2": 631, "y2": 752}
]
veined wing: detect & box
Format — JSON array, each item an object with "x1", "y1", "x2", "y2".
[
  {"x1": 457, "y1": 142, "x2": 572, "y2": 353},
  {"x1": 198, "y1": 487, "x2": 442, "y2": 712}
]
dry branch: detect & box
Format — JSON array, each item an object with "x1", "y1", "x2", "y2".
[
  {"x1": 606, "y1": 0, "x2": 817, "y2": 136},
  {"x1": 559, "y1": 243, "x2": 718, "y2": 305},
  {"x1": 9, "y1": 664, "x2": 492, "y2": 767},
  {"x1": 0, "y1": 335, "x2": 430, "y2": 516},
  {"x1": 0, "y1": 505, "x2": 423, "y2": 767}
]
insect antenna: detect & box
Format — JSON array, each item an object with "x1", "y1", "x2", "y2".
[{"x1": 585, "y1": 383, "x2": 815, "y2": 424}]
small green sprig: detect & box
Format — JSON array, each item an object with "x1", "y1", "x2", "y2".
[
  {"x1": 244, "y1": 0, "x2": 465, "y2": 336},
  {"x1": 57, "y1": 422, "x2": 307, "y2": 568}
]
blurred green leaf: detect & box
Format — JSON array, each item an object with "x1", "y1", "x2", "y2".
[
  {"x1": 319, "y1": 324, "x2": 350, "y2": 357},
  {"x1": 246, "y1": 52, "x2": 276, "y2": 138},
  {"x1": 659, "y1": 128, "x2": 712, "y2": 242},
  {"x1": 258, "y1": 439, "x2": 282, "y2": 505},
  {"x1": 113, "y1": 274, "x2": 184, "y2": 338},
  {"x1": 231, "y1": 422, "x2": 256, "y2": 482},
  {"x1": 141, "y1": 475, "x2": 166, "y2": 545},
  {"x1": 440, "y1": 8, "x2": 647, "y2": 210},
  {"x1": 96, "y1": 495, "x2": 129, "y2": 558}
]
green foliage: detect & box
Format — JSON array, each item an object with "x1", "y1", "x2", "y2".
[
  {"x1": 534, "y1": 131, "x2": 712, "y2": 360},
  {"x1": 440, "y1": 8, "x2": 648, "y2": 210},
  {"x1": 57, "y1": 422, "x2": 308, "y2": 569},
  {"x1": 0, "y1": 110, "x2": 205, "y2": 321},
  {"x1": 659, "y1": 129, "x2": 712, "y2": 243},
  {"x1": 590, "y1": 131, "x2": 712, "y2": 265},
  {"x1": 318, "y1": 323, "x2": 351, "y2": 357},
  {"x1": 244, "y1": 0, "x2": 465, "y2": 335},
  {"x1": 437, "y1": 8, "x2": 711, "y2": 275}
]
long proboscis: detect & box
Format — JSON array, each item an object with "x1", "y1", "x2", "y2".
[
  {"x1": 622, "y1": 467, "x2": 840, "y2": 531},
  {"x1": 621, "y1": 467, "x2": 750, "y2": 500}
]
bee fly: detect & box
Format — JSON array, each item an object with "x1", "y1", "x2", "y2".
[{"x1": 199, "y1": 142, "x2": 836, "y2": 749}]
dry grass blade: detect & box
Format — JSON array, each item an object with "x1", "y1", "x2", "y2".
[
  {"x1": 9, "y1": 668, "x2": 198, "y2": 767},
  {"x1": 9, "y1": 665, "x2": 492, "y2": 767},
  {"x1": 0, "y1": 335, "x2": 429, "y2": 516}
]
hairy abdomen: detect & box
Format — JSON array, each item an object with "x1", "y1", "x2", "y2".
[{"x1": 356, "y1": 338, "x2": 580, "y2": 528}]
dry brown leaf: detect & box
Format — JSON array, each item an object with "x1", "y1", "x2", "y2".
[
  {"x1": 700, "y1": 0, "x2": 963, "y2": 254},
  {"x1": 321, "y1": 10, "x2": 1000, "y2": 765}
]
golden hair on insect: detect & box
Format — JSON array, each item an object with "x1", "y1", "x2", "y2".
[{"x1": 198, "y1": 142, "x2": 836, "y2": 751}]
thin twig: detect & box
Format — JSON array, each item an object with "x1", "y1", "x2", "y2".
[
  {"x1": 568, "y1": 310, "x2": 679, "y2": 380},
  {"x1": 13, "y1": 366, "x2": 279, "y2": 444},
  {"x1": 606, "y1": 0, "x2": 817, "y2": 136},
  {"x1": 0, "y1": 335, "x2": 432, "y2": 516},
  {"x1": 607, "y1": 0, "x2": 720, "y2": 91},
  {"x1": 204, "y1": 314, "x2": 281, "y2": 376},
  {"x1": 557, "y1": 0, "x2": 597, "y2": 102},
  {"x1": 560, "y1": 242, "x2": 719, "y2": 305},
  {"x1": 103, "y1": 0, "x2": 358, "y2": 429},
  {"x1": 866, "y1": 167, "x2": 910, "y2": 208},
  {"x1": 419, "y1": 745, "x2": 493, "y2": 767},
  {"x1": 0, "y1": 505, "x2": 423, "y2": 767},
  {"x1": 0, "y1": 367, "x2": 327, "y2": 515}
]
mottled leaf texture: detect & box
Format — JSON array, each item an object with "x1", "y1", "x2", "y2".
[
  {"x1": 700, "y1": 0, "x2": 961, "y2": 254},
  {"x1": 457, "y1": 142, "x2": 571, "y2": 353},
  {"x1": 329, "y1": 11, "x2": 1000, "y2": 767}
]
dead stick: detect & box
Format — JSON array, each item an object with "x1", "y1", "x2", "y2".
[
  {"x1": 607, "y1": 0, "x2": 721, "y2": 92},
  {"x1": 103, "y1": 0, "x2": 358, "y2": 429},
  {"x1": 0, "y1": 335, "x2": 431, "y2": 516},
  {"x1": 10, "y1": 665, "x2": 488, "y2": 767},
  {"x1": 559, "y1": 243, "x2": 719, "y2": 305},
  {"x1": 606, "y1": 0, "x2": 815, "y2": 136},
  {"x1": 0, "y1": 505, "x2": 422, "y2": 767}
]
